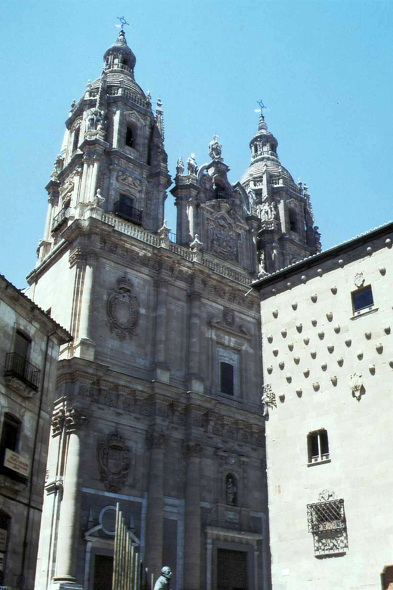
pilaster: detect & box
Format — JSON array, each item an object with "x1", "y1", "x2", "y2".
[{"x1": 183, "y1": 440, "x2": 203, "y2": 590}]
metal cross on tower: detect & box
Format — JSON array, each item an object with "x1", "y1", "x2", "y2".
[
  {"x1": 116, "y1": 16, "x2": 130, "y2": 30},
  {"x1": 257, "y1": 99, "x2": 266, "y2": 111}
]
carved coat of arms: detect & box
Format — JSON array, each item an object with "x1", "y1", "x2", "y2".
[
  {"x1": 97, "y1": 432, "x2": 131, "y2": 492},
  {"x1": 207, "y1": 217, "x2": 238, "y2": 261},
  {"x1": 107, "y1": 277, "x2": 139, "y2": 340}
]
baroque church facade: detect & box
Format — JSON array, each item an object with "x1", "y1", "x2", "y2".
[{"x1": 27, "y1": 30, "x2": 320, "y2": 590}]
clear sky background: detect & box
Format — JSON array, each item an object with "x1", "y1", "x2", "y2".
[{"x1": 1, "y1": 0, "x2": 393, "y2": 288}]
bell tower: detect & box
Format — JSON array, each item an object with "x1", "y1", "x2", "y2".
[
  {"x1": 37, "y1": 29, "x2": 170, "y2": 264},
  {"x1": 240, "y1": 113, "x2": 321, "y2": 274}
]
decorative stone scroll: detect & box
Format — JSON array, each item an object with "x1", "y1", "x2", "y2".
[
  {"x1": 107, "y1": 276, "x2": 139, "y2": 340},
  {"x1": 97, "y1": 431, "x2": 131, "y2": 493},
  {"x1": 261, "y1": 384, "x2": 277, "y2": 417}
]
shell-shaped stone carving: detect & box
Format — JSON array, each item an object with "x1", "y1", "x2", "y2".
[
  {"x1": 385, "y1": 327, "x2": 391, "y2": 335},
  {"x1": 365, "y1": 332, "x2": 372, "y2": 340},
  {"x1": 376, "y1": 343, "x2": 383, "y2": 354},
  {"x1": 311, "y1": 351, "x2": 317, "y2": 359},
  {"x1": 345, "y1": 339, "x2": 352, "y2": 347},
  {"x1": 288, "y1": 343, "x2": 294, "y2": 351},
  {"x1": 294, "y1": 356, "x2": 300, "y2": 365},
  {"x1": 380, "y1": 267, "x2": 386, "y2": 275},
  {"x1": 385, "y1": 238, "x2": 392, "y2": 248},
  {"x1": 279, "y1": 361, "x2": 285, "y2": 370},
  {"x1": 334, "y1": 325, "x2": 340, "y2": 334},
  {"x1": 267, "y1": 365, "x2": 273, "y2": 374},
  {"x1": 312, "y1": 319, "x2": 317, "y2": 327},
  {"x1": 273, "y1": 349, "x2": 279, "y2": 357},
  {"x1": 272, "y1": 310, "x2": 278, "y2": 318},
  {"x1": 279, "y1": 394, "x2": 285, "y2": 403},
  {"x1": 321, "y1": 362, "x2": 327, "y2": 371},
  {"x1": 317, "y1": 269, "x2": 323, "y2": 276},
  {"x1": 311, "y1": 294, "x2": 318, "y2": 303},
  {"x1": 301, "y1": 275, "x2": 307, "y2": 282},
  {"x1": 292, "y1": 302, "x2": 298, "y2": 310},
  {"x1": 357, "y1": 351, "x2": 363, "y2": 360},
  {"x1": 286, "y1": 375, "x2": 292, "y2": 383},
  {"x1": 303, "y1": 337, "x2": 310, "y2": 345},
  {"x1": 327, "y1": 345, "x2": 334, "y2": 354},
  {"x1": 267, "y1": 334, "x2": 273, "y2": 343},
  {"x1": 331, "y1": 376, "x2": 338, "y2": 386},
  {"x1": 296, "y1": 388, "x2": 302, "y2": 397},
  {"x1": 337, "y1": 358, "x2": 344, "y2": 367},
  {"x1": 326, "y1": 312, "x2": 333, "y2": 322},
  {"x1": 338, "y1": 259, "x2": 344, "y2": 267},
  {"x1": 303, "y1": 369, "x2": 310, "y2": 378},
  {"x1": 366, "y1": 246, "x2": 373, "y2": 255},
  {"x1": 296, "y1": 324, "x2": 303, "y2": 333},
  {"x1": 281, "y1": 330, "x2": 287, "y2": 338},
  {"x1": 318, "y1": 332, "x2": 325, "y2": 340},
  {"x1": 313, "y1": 382, "x2": 320, "y2": 391},
  {"x1": 389, "y1": 361, "x2": 393, "y2": 368},
  {"x1": 369, "y1": 364, "x2": 376, "y2": 375},
  {"x1": 331, "y1": 286, "x2": 338, "y2": 295},
  {"x1": 287, "y1": 282, "x2": 292, "y2": 289}
]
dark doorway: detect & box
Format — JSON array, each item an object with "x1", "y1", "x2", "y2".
[
  {"x1": 93, "y1": 554, "x2": 113, "y2": 590},
  {"x1": 217, "y1": 548, "x2": 247, "y2": 590}
]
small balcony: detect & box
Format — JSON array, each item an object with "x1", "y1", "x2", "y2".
[
  {"x1": 4, "y1": 352, "x2": 40, "y2": 392},
  {"x1": 51, "y1": 207, "x2": 70, "y2": 232},
  {"x1": 113, "y1": 201, "x2": 143, "y2": 225}
]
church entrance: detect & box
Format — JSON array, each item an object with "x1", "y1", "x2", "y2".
[
  {"x1": 217, "y1": 548, "x2": 247, "y2": 590},
  {"x1": 93, "y1": 554, "x2": 113, "y2": 590}
]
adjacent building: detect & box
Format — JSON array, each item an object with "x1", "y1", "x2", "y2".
[
  {"x1": 253, "y1": 222, "x2": 393, "y2": 590},
  {"x1": 0, "y1": 275, "x2": 71, "y2": 590},
  {"x1": 25, "y1": 28, "x2": 320, "y2": 590}
]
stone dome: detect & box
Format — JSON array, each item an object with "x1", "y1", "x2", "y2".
[{"x1": 241, "y1": 157, "x2": 296, "y2": 187}]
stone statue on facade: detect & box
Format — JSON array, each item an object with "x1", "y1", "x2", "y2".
[
  {"x1": 258, "y1": 200, "x2": 277, "y2": 222},
  {"x1": 86, "y1": 108, "x2": 105, "y2": 132},
  {"x1": 153, "y1": 567, "x2": 172, "y2": 590},
  {"x1": 258, "y1": 250, "x2": 266, "y2": 275},
  {"x1": 209, "y1": 135, "x2": 223, "y2": 161},
  {"x1": 226, "y1": 474, "x2": 237, "y2": 506},
  {"x1": 51, "y1": 154, "x2": 64, "y2": 180},
  {"x1": 176, "y1": 156, "x2": 184, "y2": 176},
  {"x1": 187, "y1": 153, "x2": 198, "y2": 175}
]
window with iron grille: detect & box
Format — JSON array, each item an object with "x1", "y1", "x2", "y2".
[
  {"x1": 307, "y1": 491, "x2": 348, "y2": 556},
  {"x1": 308, "y1": 430, "x2": 329, "y2": 464}
]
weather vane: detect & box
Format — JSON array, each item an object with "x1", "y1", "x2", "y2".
[
  {"x1": 116, "y1": 16, "x2": 130, "y2": 31},
  {"x1": 257, "y1": 99, "x2": 266, "y2": 111}
]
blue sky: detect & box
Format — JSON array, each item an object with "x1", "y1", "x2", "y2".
[{"x1": 1, "y1": 0, "x2": 393, "y2": 287}]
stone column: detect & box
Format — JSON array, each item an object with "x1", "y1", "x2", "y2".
[
  {"x1": 183, "y1": 440, "x2": 203, "y2": 590},
  {"x1": 76, "y1": 251, "x2": 97, "y2": 360},
  {"x1": 145, "y1": 429, "x2": 167, "y2": 581},
  {"x1": 53, "y1": 407, "x2": 88, "y2": 586},
  {"x1": 154, "y1": 278, "x2": 170, "y2": 383},
  {"x1": 187, "y1": 293, "x2": 203, "y2": 393}
]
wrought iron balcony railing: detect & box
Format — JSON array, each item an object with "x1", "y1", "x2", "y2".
[
  {"x1": 51, "y1": 207, "x2": 70, "y2": 232},
  {"x1": 113, "y1": 201, "x2": 143, "y2": 225},
  {"x1": 4, "y1": 352, "x2": 40, "y2": 391}
]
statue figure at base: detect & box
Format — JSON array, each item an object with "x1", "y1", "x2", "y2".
[{"x1": 153, "y1": 566, "x2": 172, "y2": 590}]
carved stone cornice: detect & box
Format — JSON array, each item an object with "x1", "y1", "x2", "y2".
[
  {"x1": 187, "y1": 291, "x2": 202, "y2": 303},
  {"x1": 65, "y1": 406, "x2": 89, "y2": 433}
]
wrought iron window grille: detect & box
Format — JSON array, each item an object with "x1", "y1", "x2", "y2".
[
  {"x1": 4, "y1": 352, "x2": 40, "y2": 392},
  {"x1": 113, "y1": 201, "x2": 143, "y2": 225},
  {"x1": 51, "y1": 207, "x2": 70, "y2": 232},
  {"x1": 307, "y1": 497, "x2": 348, "y2": 556}
]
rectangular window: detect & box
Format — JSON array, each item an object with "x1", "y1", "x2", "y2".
[
  {"x1": 352, "y1": 286, "x2": 374, "y2": 313},
  {"x1": 220, "y1": 362, "x2": 234, "y2": 396},
  {"x1": 125, "y1": 127, "x2": 134, "y2": 148},
  {"x1": 308, "y1": 430, "x2": 329, "y2": 463}
]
